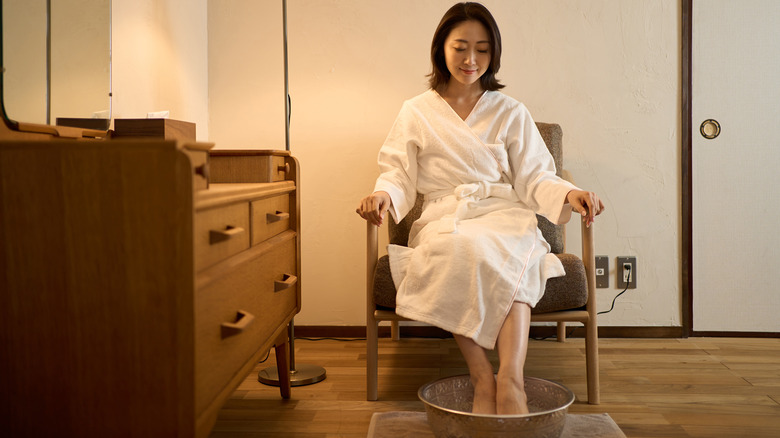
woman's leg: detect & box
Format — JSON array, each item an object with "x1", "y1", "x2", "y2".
[
  {"x1": 453, "y1": 334, "x2": 496, "y2": 414},
  {"x1": 495, "y1": 302, "x2": 532, "y2": 415}
]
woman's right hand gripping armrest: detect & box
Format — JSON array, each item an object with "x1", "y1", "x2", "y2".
[{"x1": 356, "y1": 191, "x2": 392, "y2": 227}]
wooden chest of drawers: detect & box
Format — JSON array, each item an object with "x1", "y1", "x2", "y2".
[{"x1": 0, "y1": 140, "x2": 300, "y2": 437}]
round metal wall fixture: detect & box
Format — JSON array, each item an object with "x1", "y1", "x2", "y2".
[{"x1": 700, "y1": 119, "x2": 721, "y2": 139}]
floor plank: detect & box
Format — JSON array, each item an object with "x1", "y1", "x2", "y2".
[{"x1": 210, "y1": 337, "x2": 780, "y2": 437}]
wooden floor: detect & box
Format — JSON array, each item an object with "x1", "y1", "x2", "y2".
[{"x1": 209, "y1": 336, "x2": 780, "y2": 437}]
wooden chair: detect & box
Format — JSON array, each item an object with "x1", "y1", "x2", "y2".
[{"x1": 365, "y1": 123, "x2": 599, "y2": 404}]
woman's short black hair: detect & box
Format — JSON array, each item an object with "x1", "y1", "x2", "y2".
[{"x1": 428, "y1": 2, "x2": 504, "y2": 91}]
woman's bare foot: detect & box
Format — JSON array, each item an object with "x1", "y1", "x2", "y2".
[
  {"x1": 496, "y1": 375, "x2": 529, "y2": 415},
  {"x1": 471, "y1": 375, "x2": 497, "y2": 415}
]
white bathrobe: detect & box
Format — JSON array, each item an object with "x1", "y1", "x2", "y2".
[{"x1": 373, "y1": 89, "x2": 578, "y2": 349}]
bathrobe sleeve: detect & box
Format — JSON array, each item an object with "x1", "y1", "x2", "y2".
[
  {"x1": 373, "y1": 101, "x2": 421, "y2": 223},
  {"x1": 507, "y1": 104, "x2": 578, "y2": 225}
]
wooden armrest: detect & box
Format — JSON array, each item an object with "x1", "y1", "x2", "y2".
[
  {"x1": 581, "y1": 218, "x2": 594, "y2": 257},
  {"x1": 367, "y1": 222, "x2": 379, "y2": 309},
  {"x1": 580, "y1": 220, "x2": 597, "y2": 316},
  {"x1": 367, "y1": 222, "x2": 379, "y2": 257}
]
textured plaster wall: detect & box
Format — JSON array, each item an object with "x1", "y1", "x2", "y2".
[{"x1": 208, "y1": 0, "x2": 682, "y2": 328}]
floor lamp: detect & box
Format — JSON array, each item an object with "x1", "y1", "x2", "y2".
[{"x1": 258, "y1": 0, "x2": 326, "y2": 388}]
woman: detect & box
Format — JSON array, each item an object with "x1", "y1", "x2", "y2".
[{"x1": 356, "y1": 2, "x2": 603, "y2": 415}]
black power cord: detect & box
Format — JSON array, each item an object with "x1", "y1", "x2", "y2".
[
  {"x1": 598, "y1": 265, "x2": 632, "y2": 315},
  {"x1": 534, "y1": 265, "x2": 633, "y2": 340}
]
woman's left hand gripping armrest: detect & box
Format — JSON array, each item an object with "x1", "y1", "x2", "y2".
[{"x1": 566, "y1": 190, "x2": 605, "y2": 228}]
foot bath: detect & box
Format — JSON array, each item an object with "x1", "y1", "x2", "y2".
[{"x1": 418, "y1": 375, "x2": 574, "y2": 438}]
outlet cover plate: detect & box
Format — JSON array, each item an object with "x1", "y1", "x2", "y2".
[
  {"x1": 616, "y1": 256, "x2": 637, "y2": 289},
  {"x1": 595, "y1": 256, "x2": 609, "y2": 288}
]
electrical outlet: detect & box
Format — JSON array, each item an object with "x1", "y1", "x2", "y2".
[
  {"x1": 616, "y1": 256, "x2": 637, "y2": 289},
  {"x1": 595, "y1": 256, "x2": 609, "y2": 288}
]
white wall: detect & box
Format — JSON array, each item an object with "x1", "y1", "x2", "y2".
[
  {"x1": 112, "y1": 0, "x2": 209, "y2": 139},
  {"x1": 9, "y1": 1, "x2": 680, "y2": 327},
  {"x1": 208, "y1": 0, "x2": 286, "y2": 149},
  {"x1": 208, "y1": 0, "x2": 682, "y2": 328}
]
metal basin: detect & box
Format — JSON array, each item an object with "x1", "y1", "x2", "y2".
[{"x1": 418, "y1": 375, "x2": 574, "y2": 438}]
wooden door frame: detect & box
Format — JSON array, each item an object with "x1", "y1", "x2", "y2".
[
  {"x1": 682, "y1": 0, "x2": 693, "y2": 337},
  {"x1": 682, "y1": 0, "x2": 778, "y2": 338}
]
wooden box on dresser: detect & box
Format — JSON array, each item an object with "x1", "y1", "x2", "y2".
[{"x1": 0, "y1": 139, "x2": 301, "y2": 437}]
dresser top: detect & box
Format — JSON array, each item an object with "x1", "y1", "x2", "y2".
[{"x1": 210, "y1": 149, "x2": 291, "y2": 157}]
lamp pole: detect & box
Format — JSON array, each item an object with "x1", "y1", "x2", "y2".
[
  {"x1": 258, "y1": 0, "x2": 326, "y2": 388},
  {"x1": 283, "y1": 0, "x2": 290, "y2": 152}
]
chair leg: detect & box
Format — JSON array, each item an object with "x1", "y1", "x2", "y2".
[
  {"x1": 273, "y1": 339, "x2": 291, "y2": 400},
  {"x1": 367, "y1": 317, "x2": 379, "y2": 401},
  {"x1": 584, "y1": 320, "x2": 600, "y2": 404},
  {"x1": 391, "y1": 321, "x2": 400, "y2": 341},
  {"x1": 556, "y1": 322, "x2": 566, "y2": 342}
]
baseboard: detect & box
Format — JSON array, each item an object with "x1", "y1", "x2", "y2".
[
  {"x1": 689, "y1": 330, "x2": 779, "y2": 338},
  {"x1": 294, "y1": 325, "x2": 687, "y2": 339}
]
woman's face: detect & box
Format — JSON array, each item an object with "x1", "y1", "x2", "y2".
[{"x1": 443, "y1": 20, "x2": 491, "y2": 89}]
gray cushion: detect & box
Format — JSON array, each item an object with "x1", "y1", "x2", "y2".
[
  {"x1": 532, "y1": 253, "x2": 588, "y2": 314},
  {"x1": 535, "y1": 122, "x2": 565, "y2": 255},
  {"x1": 388, "y1": 194, "x2": 424, "y2": 246},
  {"x1": 537, "y1": 215, "x2": 563, "y2": 255},
  {"x1": 373, "y1": 255, "x2": 397, "y2": 308}
]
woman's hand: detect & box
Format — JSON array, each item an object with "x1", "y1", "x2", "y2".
[
  {"x1": 356, "y1": 191, "x2": 392, "y2": 227},
  {"x1": 566, "y1": 190, "x2": 605, "y2": 227}
]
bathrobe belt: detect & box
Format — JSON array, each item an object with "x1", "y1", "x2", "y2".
[{"x1": 425, "y1": 181, "x2": 520, "y2": 234}]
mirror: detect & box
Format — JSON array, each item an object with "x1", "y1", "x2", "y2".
[{"x1": 1, "y1": 0, "x2": 111, "y2": 130}]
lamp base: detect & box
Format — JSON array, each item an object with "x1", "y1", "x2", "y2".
[{"x1": 258, "y1": 364, "x2": 327, "y2": 387}]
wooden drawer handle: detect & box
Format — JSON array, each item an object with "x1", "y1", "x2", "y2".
[
  {"x1": 266, "y1": 211, "x2": 290, "y2": 224},
  {"x1": 278, "y1": 163, "x2": 290, "y2": 174},
  {"x1": 195, "y1": 163, "x2": 210, "y2": 180},
  {"x1": 220, "y1": 310, "x2": 255, "y2": 338},
  {"x1": 274, "y1": 274, "x2": 298, "y2": 292},
  {"x1": 209, "y1": 226, "x2": 245, "y2": 244}
]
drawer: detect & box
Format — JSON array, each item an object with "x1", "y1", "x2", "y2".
[
  {"x1": 209, "y1": 153, "x2": 291, "y2": 183},
  {"x1": 252, "y1": 194, "x2": 291, "y2": 245},
  {"x1": 267, "y1": 155, "x2": 289, "y2": 182},
  {"x1": 195, "y1": 237, "x2": 297, "y2": 415},
  {"x1": 195, "y1": 202, "x2": 250, "y2": 271}
]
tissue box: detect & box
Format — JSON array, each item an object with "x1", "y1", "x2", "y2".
[{"x1": 113, "y1": 118, "x2": 196, "y2": 142}]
